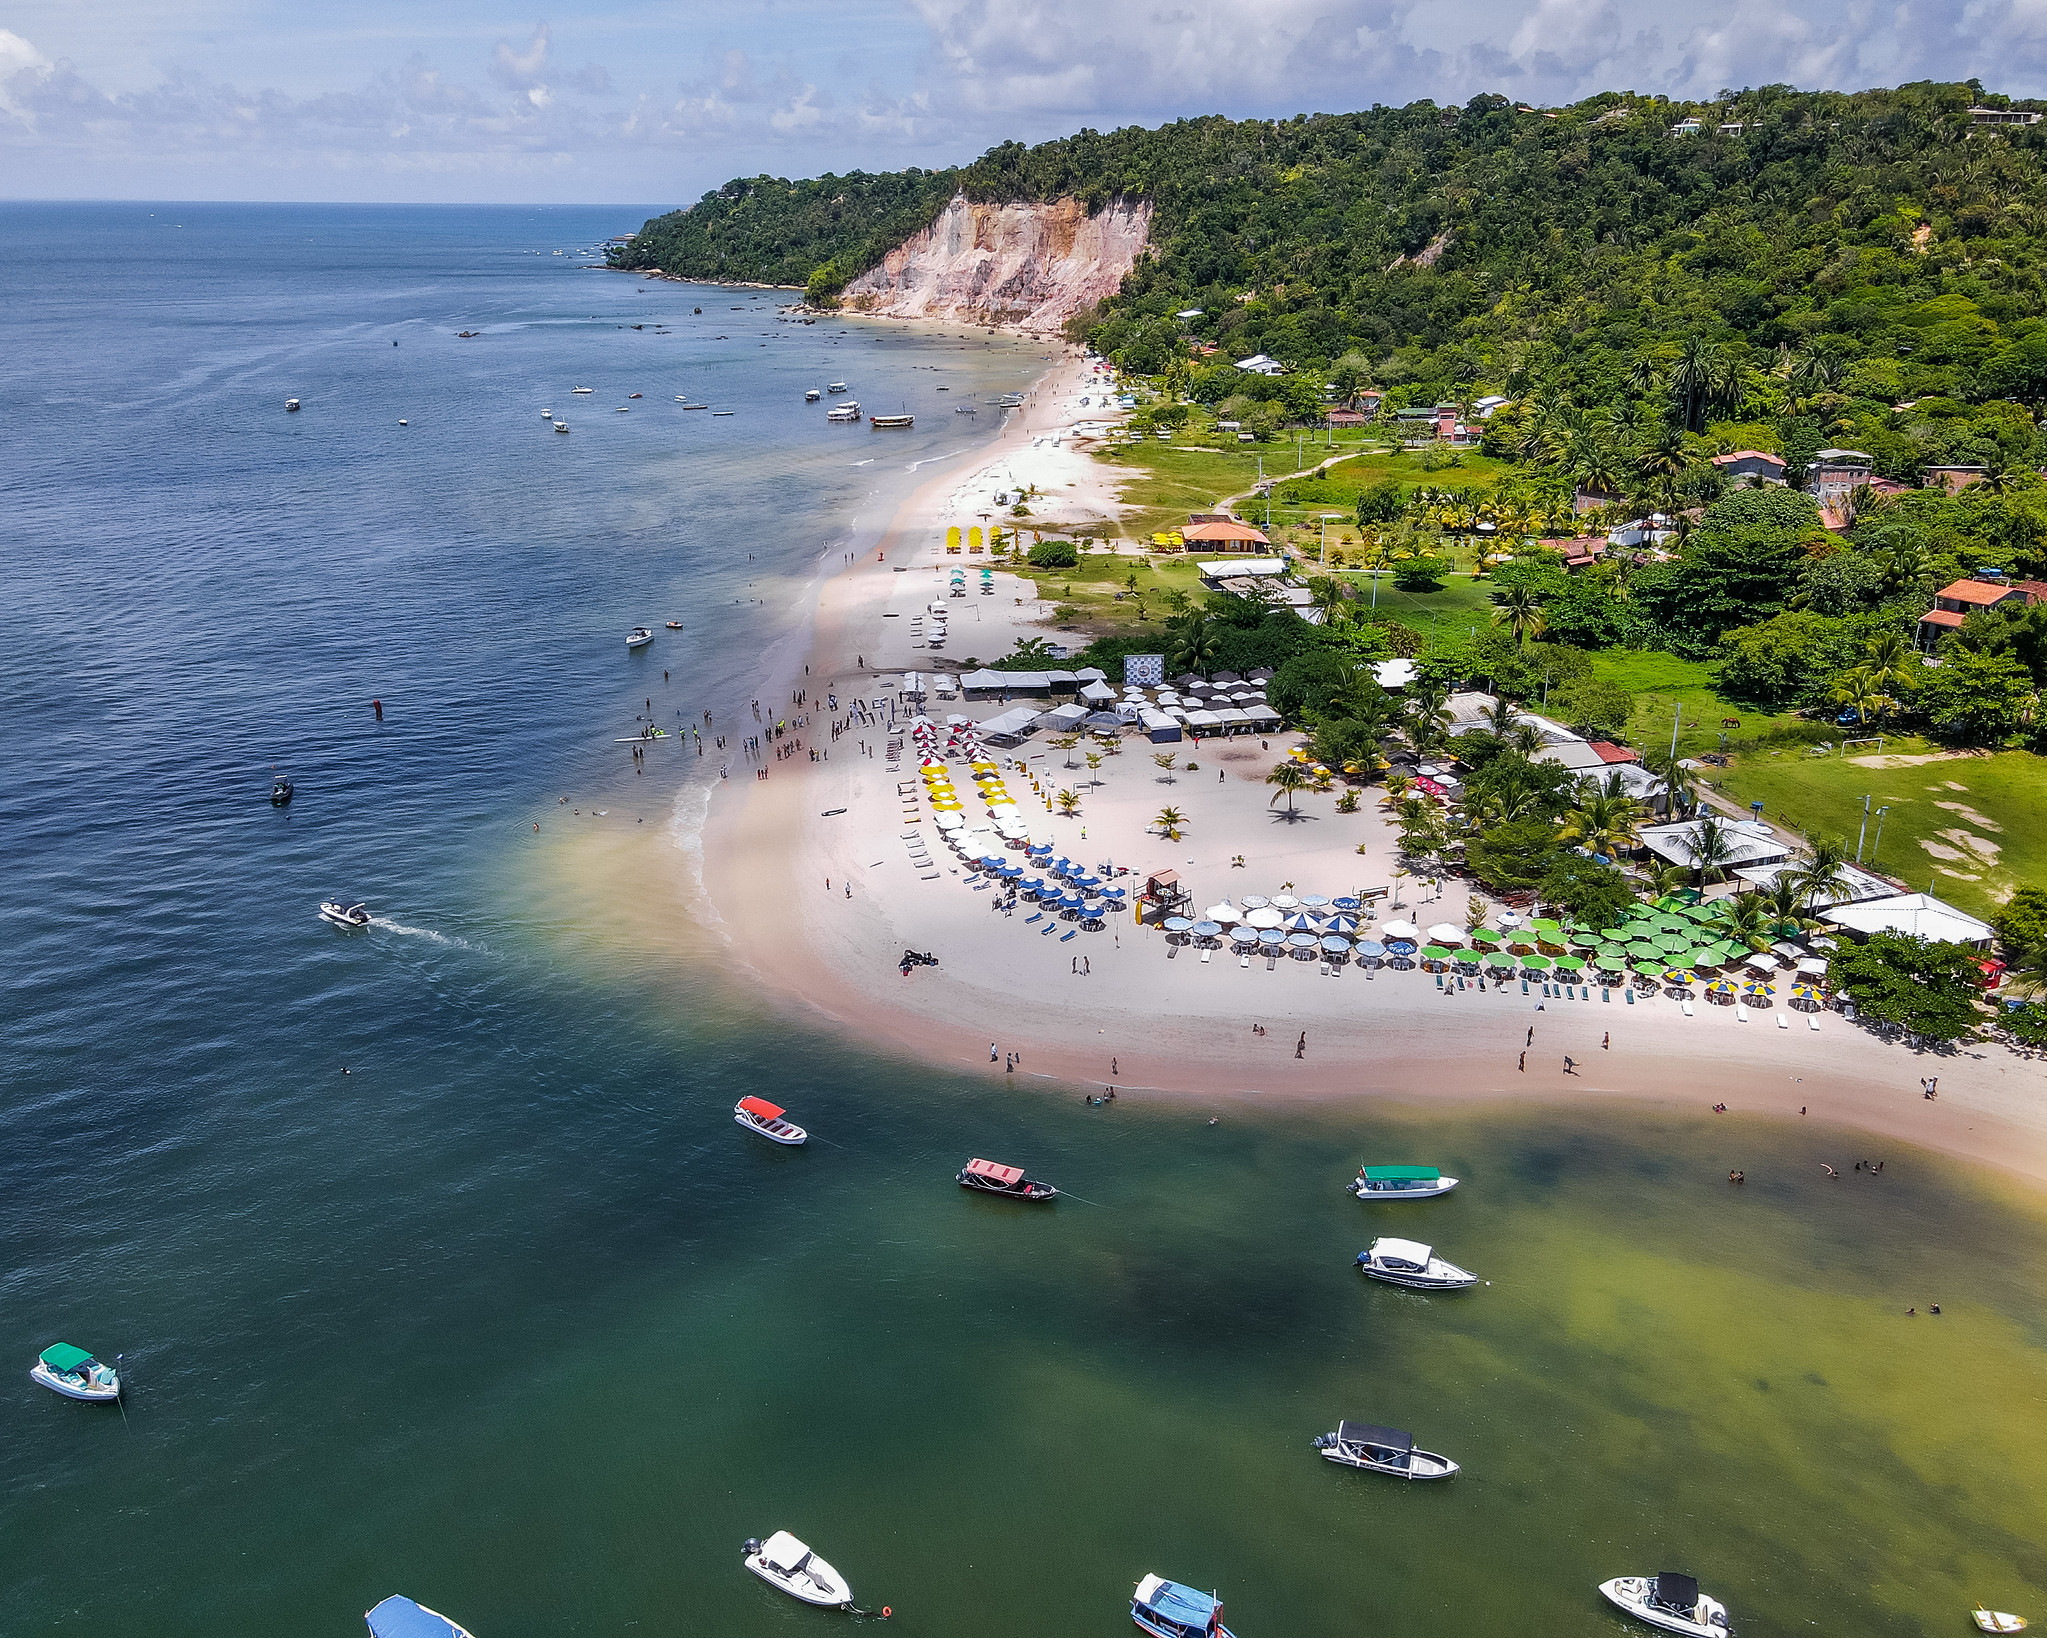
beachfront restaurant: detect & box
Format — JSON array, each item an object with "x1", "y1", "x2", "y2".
[
  {"x1": 978, "y1": 706, "x2": 1042, "y2": 747},
  {"x1": 1820, "y1": 893, "x2": 1996, "y2": 951},
  {"x1": 1639, "y1": 819, "x2": 1791, "y2": 874}
]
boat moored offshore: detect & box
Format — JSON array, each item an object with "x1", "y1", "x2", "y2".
[
  {"x1": 869, "y1": 413, "x2": 914, "y2": 429},
  {"x1": 1351, "y1": 1165, "x2": 1458, "y2": 1200},
  {"x1": 1599, "y1": 1574, "x2": 1733, "y2": 1637},
  {"x1": 1313, "y1": 1419, "x2": 1458, "y2": 1478},
  {"x1": 957, "y1": 1157, "x2": 1057, "y2": 1200},
  {"x1": 30, "y1": 1343, "x2": 121, "y2": 1401},
  {"x1": 365, "y1": 1594, "x2": 477, "y2": 1638},
  {"x1": 734, "y1": 1095, "x2": 806, "y2": 1145},
  {"x1": 826, "y1": 402, "x2": 861, "y2": 422},
  {"x1": 1976, "y1": 1611, "x2": 2029, "y2": 1634},
  {"x1": 1132, "y1": 1574, "x2": 1235, "y2": 1638},
  {"x1": 743, "y1": 1532, "x2": 851, "y2": 1607},
  {"x1": 627, "y1": 627, "x2": 654, "y2": 648},
  {"x1": 271, "y1": 775, "x2": 294, "y2": 806},
  {"x1": 805, "y1": 388, "x2": 821, "y2": 401},
  {"x1": 1356, "y1": 1237, "x2": 1478, "y2": 1289},
  {"x1": 826, "y1": 382, "x2": 848, "y2": 393},
  {"x1": 320, "y1": 900, "x2": 371, "y2": 929}
]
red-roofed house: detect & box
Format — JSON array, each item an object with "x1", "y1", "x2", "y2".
[
  {"x1": 1181, "y1": 515, "x2": 1272, "y2": 553},
  {"x1": 1918, "y1": 574, "x2": 2047, "y2": 639},
  {"x1": 1590, "y1": 742, "x2": 1642, "y2": 765},
  {"x1": 1556, "y1": 535, "x2": 1606, "y2": 570},
  {"x1": 1711, "y1": 450, "x2": 1786, "y2": 484}
]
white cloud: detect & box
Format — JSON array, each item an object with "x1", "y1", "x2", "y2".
[
  {"x1": 491, "y1": 23, "x2": 550, "y2": 90},
  {"x1": 0, "y1": 27, "x2": 55, "y2": 123}
]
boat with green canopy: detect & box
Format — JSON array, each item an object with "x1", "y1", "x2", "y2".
[
  {"x1": 1351, "y1": 1164, "x2": 1458, "y2": 1201},
  {"x1": 31, "y1": 1343, "x2": 120, "y2": 1402}
]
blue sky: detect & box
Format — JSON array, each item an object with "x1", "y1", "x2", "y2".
[{"x1": 5, "y1": 0, "x2": 2046, "y2": 204}]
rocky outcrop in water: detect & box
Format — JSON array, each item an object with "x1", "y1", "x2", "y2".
[{"x1": 838, "y1": 195, "x2": 1151, "y2": 334}]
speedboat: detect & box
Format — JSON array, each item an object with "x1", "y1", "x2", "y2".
[
  {"x1": 958, "y1": 1157, "x2": 1057, "y2": 1200},
  {"x1": 554, "y1": 421, "x2": 568, "y2": 433},
  {"x1": 31, "y1": 1344, "x2": 120, "y2": 1402},
  {"x1": 1356, "y1": 1237, "x2": 1477, "y2": 1289},
  {"x1": 1313, "y1": 1419, "x2": 1458, "y2": 1478},
  {"x1": 806, "y1": 388, "x2": 821, "y2": 401},
  {"x1": 743, "y1": 1532, "x2": 850, "y2": 1607},
  {"x1": 826, "y1": 382, "x2": 848, "y2": 393},
  {"x1": 286, "y1": 398, "x2": 300, "y2": 412},
  {"x1": 735, "y1": 1095, "x2": 806, "y2": 1145},
  {"x1": 320, "y1": 900, "x2": 371, "y2": 929},
  {"x1": 1600, "y1": 1575, "x2": 1732, "y2": 1637},
  {"x1": 572, "y1": 386, "x2": 593, "y2": 394},
  {"x1": 365, "y1": 1595, "x2": 477, "y2": 1638},
  {"x1": 1132, "y1": 1574, "x2": 1235, "y2": 1638},
  {"x1": 627, "y1": 627, "x2": 654, "y2": 648},
  {"x1": 1351, "y1": 1165, "x2": 1457, "y2": 1200},
  {"x1": 1977, "y1": 1612, "x2": 2029, "y2": 1634},
  {"x1": 271, "y1": 776, "x2": 294, "y2": 806}
]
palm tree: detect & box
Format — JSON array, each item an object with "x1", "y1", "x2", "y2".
[
  {"x1": 1308, "y1": 576, "x2": 1350, "y2": 622},
  {"x1": 1494, "y1": 585, "x2": 1548, "y2": 646},
  {"x1": 1832, "y1": 666, "x2": 1889, "y2": 725},
  {"x1": 1758, "y1": 877, "x2": 1821, "y2": 937},
  {"x1": 1636, "y1": 423, "x2": 1687, "y2": 485},
  {"x1": 1151, "y1": 752, "x2": 1180, "y2": 783},
  {"x1": 1084, "y1": 751, "x2": 1103, "y2": 786},
  {"x1": 1050, "y1": 733, "x2": 1082, "y2": 769},
  {"x1": 1152, "y1": 806, "x2": 1187, "y2": 841},
  {"x1": 1792, "y1": 836, "x2": 1852, "y2": 908},
  {"x1": 1167, "y1": 615, "x2": 1221, "y2": 677},
  {"x1": 1638, "y1": 860, "x2": 1693, "y2": 899},
  {"x1": 1670, "y1": 335, "x2": 1717, "y2": 433},
  {"x1": 1713, "y1": 893, "x2": 1774, "y2": 951},
  {"x1": 1557, "y1": 784, "x2": 1646, "y2": 859},
  {"x1": 1056, "y1": 788, "x2": 1080, "y2": 816},
  {"x1": 1266, "y1": 761, "x2": 1312, "y2": 818},
  {"x1": 1861, "y1": 629, "x2": 1917, "y2": 697},
  {"x1": 1642, "y1": 746, "x2": 1697, "y2": 816},
  {"x1": 1684, "y1": 815, "x2": 1738, "y2": 887}
]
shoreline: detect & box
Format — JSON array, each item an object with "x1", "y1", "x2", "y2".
[{"x1": 689, "y1": 341, "x2": 2047, "y2": 1191}]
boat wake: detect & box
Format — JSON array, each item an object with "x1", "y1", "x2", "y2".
[
  {"x1": 904, "y1": 447, "x2": 973, "y2": 472},
  {"x1": 368, "y1": 917, "x2": 483, "y2": 951}
]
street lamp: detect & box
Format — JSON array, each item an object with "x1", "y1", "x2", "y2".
[{"x1": 1869, "y1": 805, "x2": 1891, "y2": 867}]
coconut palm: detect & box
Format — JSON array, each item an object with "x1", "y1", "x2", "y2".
[
  {"x1": 1151, "y1": 752, "x2": 1180, "y2": 783},
  {"x1": 1494, "y1": 585, "x2": 1549, "y2": 646},
  {"x1": 1266, "y1": 761, "x2": 1313, "y2": 818},
  {"x1": 1831, "y1": 667, "x2": 1890, "y2": 725},
  {"x1": 1683, "y1": 815, "x2": 1739, "y2": 886},
  {"x1": 1712, "y1": 893, "x2": 1774, "y2": 951},
  {"x1": 1308, "y1": 576, "x2": 1350, "y2": 621},
  {"x1": 1167, "y1": 615, "x2": 1222, "y2": 677},
  {"x1": 1860, "y1": 628, "x2": 1918, "y2": 697},
  {"x1": 1758, "y1": 877, "x2": 1822, "y2": 936},
  {"x1": 1056, "y1": 789, "x2": 1080, "y2": 816},
  {"x1": 1636, "y1": 423, "x2": 1688, "y2": 484},
  {"x1": 1792, "y1": 836, "x2": 1852, "y2": 908},
  {"x1": 1642, "y1": 746, "x2": 1697, "y2": 815},
  {"x1": 1557, "y1": 784, "x2": 1646, "y2": 859},
  {"x1": 1152, "y1": 806, "x2": 1188, "y2": 841}
]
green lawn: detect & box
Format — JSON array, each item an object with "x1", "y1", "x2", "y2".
[{"x1": 1704, "y1": 746, "x2": 2047, "y2": 919}]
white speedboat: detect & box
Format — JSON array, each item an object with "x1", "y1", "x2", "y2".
[
  {"x1": 366, "y1": 1594, "x2": 476, "y2": 1638},
  {"x1": 572, "y1": 386, "x2": 593, "y2": 394},
  {"x1": 735, "y1": 1095, "x2": 806, "y2": 1144},
  {"x1": 826, "y1": 382, "x2": 848, "y2": 393},
  {"x1": 31, "y1": 1343, "x2": 120, "y2": 1401},
  {"x1": 626, "y1": 627, "x2": 654, "y2": 648},
  {"x1": 1314, "y1": 1419, "x2": 1458, "y2": 1478},
  {"x1": 320, "y1": 900, "x2": 371, "y2": 929},
  {"x1": 1356, "y1": 1237, "x2": 1477, "y2": 1289},
  {"x1": 554, "y1": 421, "x2": 568, "y2": 433},
  {"x1": 1976, "y1": 1611, "x2": 2028, "y2": 1634},
  {"x1": 286, "y1": 398, "x2": 300, "y2": 412},
  {"x1": 1352, "y1": 1165, "x2": 1458, "y2": 1200},
  {"x1": 1599, "y1": 1574, "x2": 1733, "y2": 1637},
  {"x1": 806, "y1": 389, "x2": 821, "y2": 401},
  {"x1": 743, "y1": 1532, "x2": 850, "y2": 1607}
]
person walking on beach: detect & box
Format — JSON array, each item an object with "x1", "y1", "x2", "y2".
[
  {"x1": 1295, "y1": 1032, "x2": 1306, "y2": 1059},
  {"x1": 1526, "y1": 1025, "x2": 1535, "y2": 1047},
  {"x1": 1563, "y1": 1055, "x2": 1577, "y2": 1076},
  {"x1": 1602, "y1": 1031, "x2": 1610, "y2": 1050},
  {"x1": 990, "y1": 1043, "x2": 999, "y2": 1063},
  {"x1": 1518, "y1": 1051, "x2": 1526, "y2": 1072},
  {"x1": 1112, "y1": 1057, "x2": 1118, "y2": 1077}
]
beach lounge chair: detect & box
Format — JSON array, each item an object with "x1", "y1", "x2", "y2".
[
  {"x1": 1736, "y1": 1003, "x2": 1749, "y2": 1022},
  {"x1": 1808, "y1": 1013, "x2": 1821, "y2": 1030},
  {"x1": 1681, "y1": 999, "x2": 1695, "y2": 1016},
  {"x1": 1777, "y1": 1013, "x2": 1789, "y2": 1028}
]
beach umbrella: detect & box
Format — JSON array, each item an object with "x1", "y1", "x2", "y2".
[
  {"x1": 1384, "y1": 938, "x2": 1417, "y2": 955},
  {"x1": 1284, "y1": 913, "x2": 1319, "y2": 931},
  {"x1": 1633, "y1": 962, "x2": 1670, "y2": 984},
  {"x1": 934, "y1": 812, "x2": 963, "y2": 830},
  {"x1": 1599, "y1": 927, "x2": 1634, "y2": 944},
  {"x1": 1468, "y1": 928, "x2": 1502, "y2": 947},
  {"x1": 1245, "y1": 908, "x2": 1284, "y2": 930},
  {"x1": 1744, "y1": 951, "x2": 1781, "y2": 972},
  {"x1": 1022, "y1": 877, "x2": 1044, "y2": 893},
  {"x1": 1663, "y1": 968, "x2": 1697, "y2": 987},
  {"x1": 1325, "y1": 915, "x2": 1360, "y2": 935},
  {"x1": 1320, "y1": 935, "x2": 1352, "y2": 954},
  {"x1": 1483, "y1": 951, "x2": 1517, "y2": 971},
  {"x1": 1101, "y1": 885, "x2": 1127, "y2": 900},
  {"x1": 1258, "y1": 929, "x2": 1287, "y2": 945},
  {"x1": 1162, "y1": 916, "x2": 1194, "y2": 932},
  {"x1": 1191, "y1": 920, "x2": 1224, "y2": 939},
  {"x1": 1529, "y1": 917, "x2": 1563, "y2": 937},
  {"x1": 1520, "y1": 953, "x2": 1553, "y2": 971},
  {"x1": 1231, "y1": 926, "x2": 1259, "y2": 946},
  {"x1": 1421, "y1": 944, "x2": 1454, "y2": 962},
  {"x1": 1299, "y1": 894, "x2": 1331, "y2": 909},
  {"x1": 1790, "y1": 984, "x2": 1823, "y2": 1003},
  {"x1": 1427, "y1": 922, "x2": 1464, "y2": 944},
  {"x1": 1355, "y1": 939, "x2": 1387, "y2": 958},
  {"x1": 1594, "y1": 953, "x2": 1629, "y2": 974},
  {"x1": 1077, "y1": 875, "x2": 1102, "y2": 890},
  {"x1": 1287, "y1": 932, "x2": 1320, "y2": 949},
  {"x1": 1553, "y1": 954, "x2": 1587, "y2": 972},
  {"x1": 1683, "y1": 949, "x2": 1722, "y2": 971},
  {"x1": 1203, "y1": 902, "x2": 1240, "y2": 924},
  {"x1": 1795, "y1": 956, "x2": 1829, "y2": 977},
  {"x1": 1706, "y1": 978, "x2": 1737, "y2": 995},
  {"x1": 1744, "y1": 980, "x2": 1776, "y2": 996},
  {"x1": 1272, "y1": 894, "x2": 1301, "y2": 910},
  {"x1": 1381, "y1": 919, "x2": 1419, "y2": 941},
  {"x1": 1331, "y1": 897, "x2": 1362, "y2": 912},
  {"x1": 1654, "y1": 932, "x2": 1691, "y2": 954},
  {"x1": 1240, "y1": 895, "x2": 1270, "y2": 910}
]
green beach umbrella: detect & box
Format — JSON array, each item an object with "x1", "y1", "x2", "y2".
[
  {"x1": 1520, "y1": 952, "x2": 1553, "y2": 971},
  {"x1": 1632, "y1": 961, "x2": 1669, "y2": 982},
  {"x1": 1654, "y1": 931, "x2": 1692, "y2": 953},
  {"x1": 1483, "y1": 951, "x2": 1517, "y2": 970},
  {"x1": 1599, "y1": 927, "x2": 1634, "y2": 944},
  {"x1": 1594, "y1": 953, "x2": 1629, "y2": 973},
  {"x1": 1530, "y1": 918, "x2": 1563, "y2": 937},
  {"x1": 1469, "y1": 928, "x2": 1502, "y2": 947},
  {"x1": 1686, "y1": 948, "x2": 1723, "y2": 970},
  {"x1": 1421, "y1": 944, "x2": 1454, "y2": 962},
  {"x1": 1554, "y1": 954, "x2": 1587, "y2": 971},
  {"x1": 1684, "y1": 903, "x2": 1723, "y2": 924}
]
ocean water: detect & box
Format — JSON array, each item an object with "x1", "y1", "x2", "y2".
[{"x1": 5, "y1": 204, "x2": 2047, "y2": 1638}]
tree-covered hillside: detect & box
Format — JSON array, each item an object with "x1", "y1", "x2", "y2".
[{"x1": 618, "y1": 82, "x2": 2047, "y2": 435}]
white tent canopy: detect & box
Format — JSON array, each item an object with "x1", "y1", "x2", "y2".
[{"x1": 1821, "y1": 893, "x2": 1995, "y2": 950}]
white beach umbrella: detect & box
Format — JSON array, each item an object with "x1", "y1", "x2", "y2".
[
  {"x1": 1380, "y1": 919, "x2": 1419, "y2": 940},
  {"x1": 1427, "y1": 922, "x2": 1465, "y2": 944},
  {"x1": 1203, "y1": 903, "x2": 1241, "y2": 924},
  {"x1": 1795, "y1": 956, "x2": 1829, "y2": 976},
  {"x1": 1244, "y1": 907, "x2": 1284, "y2": 930},
  {"x1": 1744, "y1": 951, "x2": 1781, "y2": 972},
  {"x1": 1271, "y1": 893, "x2": 1300, "y2": 910},
  {"x1": 933, "y1": 812, "x2": 964, "y2": 830}
]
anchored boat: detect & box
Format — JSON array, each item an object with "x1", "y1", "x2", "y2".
[
  {"x1": 627, "y1": 627, "x2": 654, "y2": 648},
  {"x1": 1132, "y1": 1575, "x2": 1235, "y2": 1638},
  {"x1": 869, "y1": 413, "x2": 914, "y2": 429},
  {"x1": 1977, "y1": 1613, "x2": 2028, "y2": 1634},
  {"x1": 271, "y1": 776, "x2": 294, "y2": 807},
  {"x1": 1356, "y1": 1237, "x2": 1478, "y2": 1290},
  {"x1": 743, "y1": 1532, "x2": 850, "y2": 1607},
  {"x1": 1351, "y1": 1165, "x2": 1457, "y2": 1200},
  {"x1": 320, "y1": 900, "x2": 371, "y2": 929},
  {"x1": 1599, "y1": 1574, "x2": 1733, "y2": 1637},
  {"x1": 365, "y1": 1595, "x2": 477, "y2": 1638},
  {"x1": 957, "y1": 1157, "x2": 1057, "y2": 1200},
  {"x1": 30, "y1": 1343, "x2": 120, "y2": 1402},
  {"x1": 1313, "y1": 1419, "x2": 1458, "y2": 1478},
  {"x1": 826, "y1": 402, "x2": 861, "y2": 422},
  {"x1": 734, "y1": 1095, "x2": 806, "y2": 1145},
  {"x1": 806, "y1": 389, "x2": 821, "y2": 401}
]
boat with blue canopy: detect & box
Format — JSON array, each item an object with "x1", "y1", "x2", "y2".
[
  {"x1": 1132, "y1": 1574, "x2": 1236, "y2": 1638},
  {"x1": 365, "y1": 1595, "x2": 476, "y2": 1638},
  {"x1": 1351, "y1": 1164, "x2": 1458, "y2": 1200}
]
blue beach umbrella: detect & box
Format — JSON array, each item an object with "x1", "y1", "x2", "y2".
[
  {"x1": 1320, "y1": 934, "x2": 1351, "y2": 953},
  {"x1": 1325, "y1": 914, "x2": 1360, "y2": 934},
  {"x1": 1331, "y1": 896, "x2": 1362, "y2": 912},
  {"x1": 1191, "y1": 920, "x2": 1224, "y2": 938},
  {"x1": 1257, "y1": 928, "x2": 1287, "y2": 945},
  {"x1": 1163, "y1": 915, "x2": 1194, "y2": 931},
  {"x1": 1287, "y1": 932, "x2": 1320, "y2": 949}
]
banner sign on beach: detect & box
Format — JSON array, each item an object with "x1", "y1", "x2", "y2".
[{"x1": 1125, "y1": 654, "x2": 1164, "y2": 686}]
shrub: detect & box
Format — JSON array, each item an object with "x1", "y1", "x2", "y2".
[{"x1": 1027, "y1": 540, "x2": 1079, "y2": 568}]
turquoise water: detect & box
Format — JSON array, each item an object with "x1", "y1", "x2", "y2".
[{"x1": 5, "y1": 205, "x2": 2047, "y2": 1638}]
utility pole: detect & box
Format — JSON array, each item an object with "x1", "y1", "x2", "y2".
[
  {"x1": 1668, "y1": 703, "x2": 1682, "y2": 762},
  {"x1": 1855, "y1": 794, "x2": 1872, "y2": 862},
  {"x1": 1870, "y1": 805, "x2": 1891, "y2": 868}
]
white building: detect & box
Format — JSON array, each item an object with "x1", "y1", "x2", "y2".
[{"x1": 1821, "y1": 893, "x2": 1995, "y2": 950}]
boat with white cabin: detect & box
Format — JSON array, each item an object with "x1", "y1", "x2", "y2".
[
  {"x1": 869, "y1": 413, "x2": 914, "y2": 429},
  {"x1": 30, "y1": 1343, "x2": 120, "y2": 1401},
  {"x1": 1599, "y1": 1574, "x2": 1733, "y2": 1637},
  {"x1": 365, "y1": 1594, "x2": 476, "y2": 1638},
  {"x1": 826, "y1": 402, "x2": 861, "y2": 422},
  {"x1": 806, "y1": 389, "x2": 821, "y2": 401},
  {"x1": 1132, "y1": 1574, "x2": 1235, "y2": 1638},
  {"x1": 958, "y1": 1157, "x2": 1057, "y2": 1200},
  {"x1": 1356, "y1": 1237, "x2": 1478, "y2": 1289},
  {"x1": 1313, "y1": 1419, "x2": 1458, "y2": 1478},
  {"x1": 826, "y1": 382, "x2": 848, "y2": 394},
  {"x1": 1351, "y1": 1165, "x2": 1457, "y2": 1200},
  {"x1": 626, "y1": 627, "x2": 654, "y2": 648},
  {"x1": 734, "y1": 1095, "x2": 806, "y2": 1145},
  {"x1": 1977, "y1": 1614, "x2": 2028, "y2": 1634},
  {"x1": 572, "y1": 386, "x2": 593, "y2": 394},
  {"x1": 742, "y1": 1532, "x2": 850, "y2": 1607},
  {"x1": 320, "y1": 900, "x2": 371, "y2": 929}
]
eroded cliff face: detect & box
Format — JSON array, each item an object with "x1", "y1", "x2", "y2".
[{"x1": 838, "y1": 195, "x2": 1151, "y2": 334}]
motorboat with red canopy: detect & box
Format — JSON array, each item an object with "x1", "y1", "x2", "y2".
[
  {"x1": 957, "y1": 1157, "x2": 1057, "y2": 1200},
  {"x1": 734, "y1": 1096, "x2": 807, "y2": 1145}
]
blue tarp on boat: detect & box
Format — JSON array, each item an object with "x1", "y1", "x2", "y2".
[
  {"x1": 367, "y1": 1596, "x2": 466, "y2": 1638},
  {"x1": 1143, "y1": 1578, "x2": 1221, "y2": 1628}
]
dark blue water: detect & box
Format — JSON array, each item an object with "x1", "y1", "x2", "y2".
[{"x1": 6, "y1": 205, "x2": 2047, "y2": 1638}]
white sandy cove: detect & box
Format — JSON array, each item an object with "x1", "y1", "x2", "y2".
[{"x1": 695, "y1": 349, "x2": 2047, "y2": 1187}]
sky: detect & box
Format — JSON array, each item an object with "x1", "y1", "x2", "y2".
[{"x1": 4, "y1": 0, "x2": 2047, "y2": 206}]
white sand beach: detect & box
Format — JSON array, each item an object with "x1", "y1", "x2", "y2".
[{"x1": 693, "y1": 348, "x2": 2047, "y2": 1187}]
